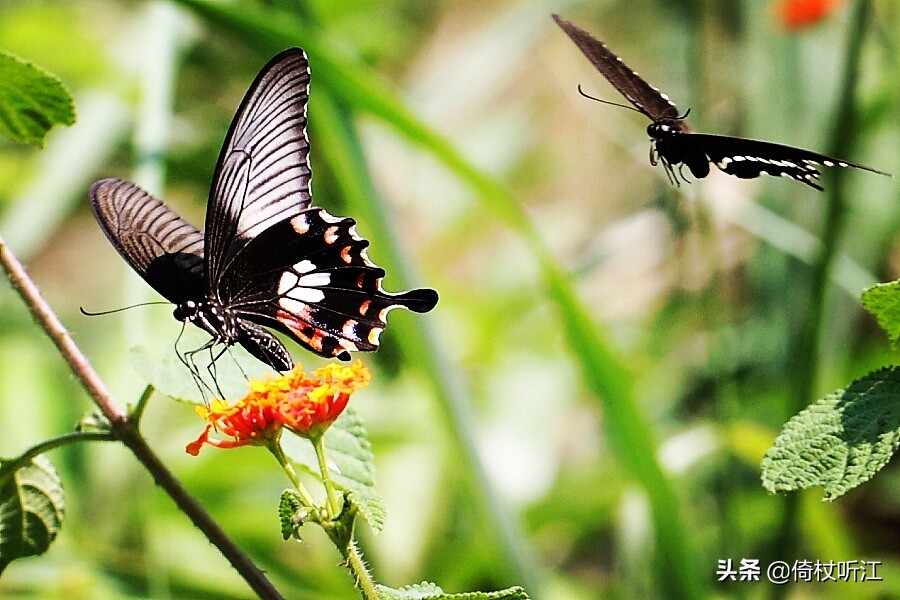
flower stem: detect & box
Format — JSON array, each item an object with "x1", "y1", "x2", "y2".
[
  {"x1": 269, "y1": 441, "x2": 318, "y2": 509},
  {"x1": 343, "y1": 540, "x2": 379, "y2": 600},
  {"x1": 311, "y1": 434, "x2": 341, "y2": 519}
]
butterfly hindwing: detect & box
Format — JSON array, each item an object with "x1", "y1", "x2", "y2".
[
  {"x1": 220, "y1": 208, "x2": 438, "y2": 360},
  {"x1": 90, "y1": 178, "x2": 205, "y2": 304},
  {"x1": 684, "y1": 133, "x2": 890, "y2": 190},
  {"x1": 205, "y1": 48, "x2": 313, "y2": 289}
]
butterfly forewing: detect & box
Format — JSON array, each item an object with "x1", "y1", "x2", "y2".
[
  {"x1": 206, "y1": 48, "x2": 313, "y2": 289},
  {"x1": 552, "y1": 14, "x2": 680, "y2": 121},
  {"x1": 90, "y1": 178, "x2": 205, "y2": 303}
]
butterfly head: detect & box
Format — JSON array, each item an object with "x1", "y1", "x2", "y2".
[
  {"x1": 647, "y1": 118, "x2": 689, "y2": 142},
  {"x1": 172, "y1": 300, "x2": 196, "y2": 323},
  {"x1": 173, "y1": 299, "x2": 240, "y2": 345}
]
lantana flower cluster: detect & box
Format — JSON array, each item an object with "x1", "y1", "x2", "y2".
[{"x1": 187, "y1": 360, "x2": 371, "y2": 455}]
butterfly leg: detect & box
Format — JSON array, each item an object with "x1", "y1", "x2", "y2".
[
  {"x1": 182, "y1": 345, "x2": 216, "y2": 402},
  {"x1": 204, "y1": 344, "x2": 230, "y2": 400},
  {"x1": 660, "y1": 158, "x2": 681, "y2": 187},
  {"x1": 173, "y1": 324, "x2": 216, "y2": 402},
  {"x1": 651, "y1": 145, "x2": 677, "y2": 186},
  {"x1": 225, "y1": 345, "x2": 251, "y2": 382},
  {"x1": 177, "y1": 329, "x2": 228, "y2": 402}
]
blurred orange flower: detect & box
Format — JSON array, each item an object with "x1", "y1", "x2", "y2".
[
  {"x1": 186, "y1": 360, "x2": 371, "y2": 455},
  {"x1": 776, "y1": 0, "x2": 843, "y2": 30}
]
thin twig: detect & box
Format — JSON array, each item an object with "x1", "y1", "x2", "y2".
[{"x1": 0, "y1": 236, "x2": 284, "y2": 600}]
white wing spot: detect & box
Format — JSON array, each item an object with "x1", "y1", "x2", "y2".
[
  {"x1": 284, "y1": 287, "x2": 325, "y2": 306},
  {"x1": 338, "y1": 339, "x2": 359, "y2": 353},
  {"x1": 359, "y1": 247, "x2": 374, "y2": 266},
  {"x1": 368, "y1": 327, "x2": 383, "y2": 346},
  {"x1": 342, "y1": 319, "x2": 359, "y2": 340},
  {"x1": 297, "y1": 272, "x2": 331, "y2": 288},
  {"x1": 319, "y1": 211, "x2": 343, "y2": 224},
  {"x1": 294, "y1": 260, "x2": 316, "y2": 274},
  {"x1": 279, "y1": 271, "x2": 300, "y2": 295},
  {"x1": 280, "y1": 297, "x2": 307, "y2": 315}
]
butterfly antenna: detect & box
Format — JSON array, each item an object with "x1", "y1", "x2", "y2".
[
  {"x1": 577, "y1": 84, "x2": 644, "y2": 115},
  {"x1": 80, "y1": 301, "x2": 170, "y2": 316}
]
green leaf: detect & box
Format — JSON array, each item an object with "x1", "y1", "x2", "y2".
[
  {"x1": 861, "y1": 281, "x2": 900, "y2": 347},
  {"x1": 282, "y1": 409, "x2": 385, "y2": 532},
  {"x1": 376, "y1": 582, "x2": 529, "y2": 600},
  {"x1": 130, "y1": 346, "x2": 203, "y2": 404},
  {"x1": 0, "y1": 455, "x2": 65, "y2": 573},
  {"x1": 0, "y1": 50, "x2": 75, "y2": 146},
  {"x1": 761, "y1": 367, "x2": 900, "y2": 500},
  {"x1": 130, "y1": 329, "x2": 272, "y2": 404},
  {"x1": 278, "y1": 489, "x2": 314, "y2": 541}
]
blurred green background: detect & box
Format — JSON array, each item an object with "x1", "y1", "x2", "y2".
[{"x1": 0, "y1": 0, "x2": 898, "y2": 598}]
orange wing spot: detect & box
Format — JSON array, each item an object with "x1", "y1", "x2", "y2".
[
  {"x1": 291, "y1": 214, "x2": 311, "y2": 234},
  {"x1": 359, "y1": 300, "x2": 371, "y2": 316},
  {"x1": 324, "y1": 226, "x2": 340, "y2": 244},
  {"x1": 306, "y1": 330, "x2": 326, "y2": 353},
  {"x1": 356, "y1": 273, "x2": 366, "y2": 288},
  {"x1": 341, "y1": 245, "x2": 354, "y2": 264},
  {"x1": 277, "y1": 309, "x2": 323, "y2": 352}
]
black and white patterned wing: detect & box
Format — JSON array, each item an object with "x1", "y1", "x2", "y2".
[
  {"x1": 552, "y1": 14, "x2": 680, "y2": 121},
  {"x1": 90, "y1": 178, "x2": 205, "y2": 303},
  {"x1": 221, "y1": 208, "x2": 439, "y2": 361},
  {"x1": 205, "y1": 48, "x2": 313, "y2": 291},
  {"x1": 685, "y1": 133, "x2": 889, "y2": 191}
]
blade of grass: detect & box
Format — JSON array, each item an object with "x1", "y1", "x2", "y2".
[
  {"x1": 172, "y1": 2, "x2": 702, "y2": 597},
  {"x1": 311, "y1": 86, "x2": 540, "y2": 593}
]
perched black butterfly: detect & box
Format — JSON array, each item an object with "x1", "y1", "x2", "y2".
[
  {"x1": 91, "y1": 48, "x2": 437, "y2": 374},
  {"x1": 552, "y1": 14, "x2": 889, "y2": 191}
]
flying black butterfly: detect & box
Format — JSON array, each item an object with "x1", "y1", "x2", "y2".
[
  {"x1": 552, "y1": 14, "x2": 889, "y2": 190},
  {"x1": 90, "y1": 48, "x2": 438, "y2": 375}
]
